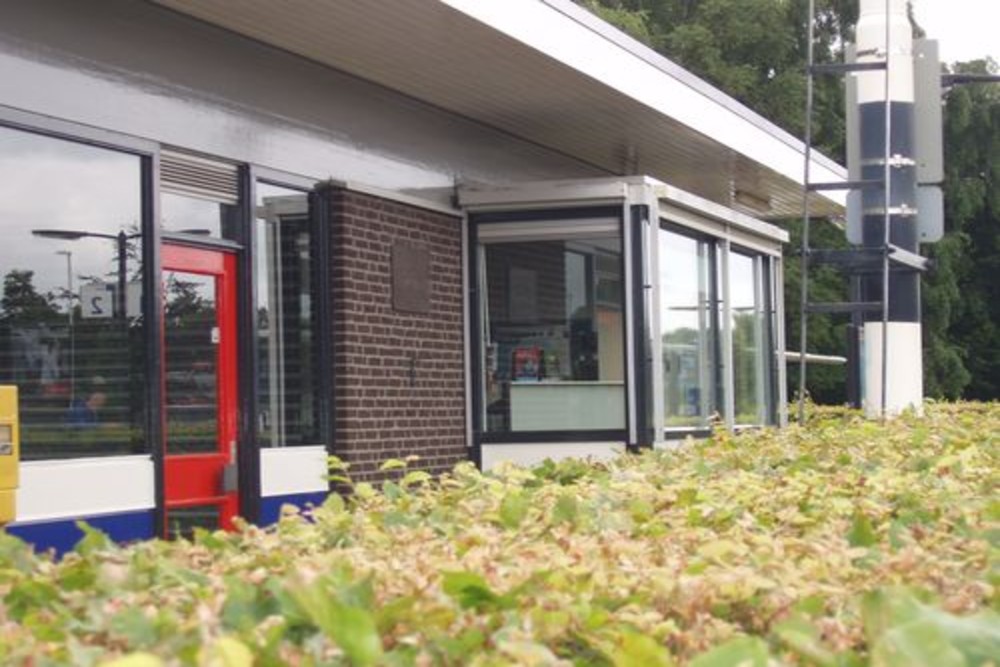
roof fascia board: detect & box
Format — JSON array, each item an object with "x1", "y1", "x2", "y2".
[
  {"x1": 542, "y1": 0, "x2": 845, "y2": 177},
  {"x1": 439, "y1": 0, "x2": 846, "y2": 207}
]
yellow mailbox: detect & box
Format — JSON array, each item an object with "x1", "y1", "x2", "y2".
[{"x1": 0, "y1": 386, "x2": 19, "y2": 526}]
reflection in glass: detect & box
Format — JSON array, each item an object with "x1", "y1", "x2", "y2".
[
  {"x1": 481, "y1": 236, "x2": 624, "y2": 432},
  {"x1": 255, "y1": 183, "x2": 320, "y2": 447},
  {"x1": 164, "y1": 272, "x2": 218, "y2": 453},
  {"x1": 0, "y1": 125, "x2": 146, "y2": 459},
  {"x1": 730, "y1": 252, "x2": 766, "y2": 425},
  {"x1": 659, "y1": 229, "x2": 716, "y2": 428}
]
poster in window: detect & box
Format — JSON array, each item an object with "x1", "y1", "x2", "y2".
[{"x1": 512, "y1": 346, "x2": 541, "y2": 382}]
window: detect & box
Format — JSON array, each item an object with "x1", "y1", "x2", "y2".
[
  {"x1": 658, "y1": 226, "x2": 777, "y2": 432},
  {"x1": 477, "y1": 214, "x2": 625, "y2": 434},
  {"x1": 659, "y1": 227, "x2": 717, "y2": 429},
  {"x1": 0, "y1": 126, "x2": 147, "y2": 459},
  {"x1": 254, "y1": 182, "x2": 321, "y2": 446},
  {"x1": 729, "y1": 250, "x2": 768, "y2": 425},
  {"x1": 161, "y1": 192, "x2": 240, "y2": 240}
]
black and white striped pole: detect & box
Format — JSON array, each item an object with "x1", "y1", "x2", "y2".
[{"x1": 854, "y1": 0, "x2": 922, "y2": 418}]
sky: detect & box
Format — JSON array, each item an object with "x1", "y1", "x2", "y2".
[{"x1": 910, "y1": 0, "x2": 1000, "y2": 65}]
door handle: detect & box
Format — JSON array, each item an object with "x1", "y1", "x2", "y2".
[
  {"x1": 221, "y1": 462, "x2": 239, "y2": 494},
  {"x1": 221, "y1": 439, "x2": 238, "y2": 493}
]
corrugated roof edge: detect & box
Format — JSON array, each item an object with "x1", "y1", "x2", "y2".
[{"x1": 542, "y1": 0, "x2": 846, "y2": 178}]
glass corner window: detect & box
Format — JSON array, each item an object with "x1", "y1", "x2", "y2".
[{"x1": 477, "y1": 217, "x2": 625, "y2": 434}]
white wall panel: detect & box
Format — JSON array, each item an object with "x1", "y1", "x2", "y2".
[
  {"x1": 260, "y1": 446, "x2": 329, "y2": 497},
  {"x1": 15, "y1": 456, "x2": 154, "y2": 523},
  {"x1": 480, "y1": 443, "x2": 624, "y2": 471}
]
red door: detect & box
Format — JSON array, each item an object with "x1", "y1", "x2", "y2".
[{"x1": 161, "y1": 244, "x2": 239, "y2": 538}]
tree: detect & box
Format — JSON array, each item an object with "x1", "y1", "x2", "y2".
[
  {"x1": 929, "y1": 59, "x2": 1000, "y2": 399},
  {"x1": 580, "y1": 0, "x2": 855, "y2": 403},
  {"x1": 581, "y1": 1, "x2": 1000, "y2": 402},
  {"x1": 0, "y1": 270, "x2": 60, "y2": 324}
]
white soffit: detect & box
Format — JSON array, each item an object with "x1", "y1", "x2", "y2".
[{"x1": 153, "y1": 0, "x2": 845, "y2": 219}]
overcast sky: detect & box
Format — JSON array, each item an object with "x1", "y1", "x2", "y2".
[{"x1": 910, "y1": 0, "x2": 1000, "y2": 65}]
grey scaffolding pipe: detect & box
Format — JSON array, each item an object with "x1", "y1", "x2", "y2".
[{"x1": 798, "y1": 0, "x2": 893, "y2": 423}]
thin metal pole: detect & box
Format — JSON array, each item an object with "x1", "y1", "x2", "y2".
[
  {"x1": 797, "y1": 0, "x2": 816, "y2": 425},
  {"x1": 58, "y1": 250, "x2": 75, "y2": 403},
  {"x1": 880, "y1": 0, "x2": 891, "y2": 422},
  {"x1": 117, "y1": 230, "x2": 128, "y2": 320}
]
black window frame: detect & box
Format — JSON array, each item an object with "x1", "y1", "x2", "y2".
[
  {"x1": 0, "y1": 108, "x2": 163, "y2": 462},
  {"x1": 243, "y1": 166, "x2": 333, "y2": 522},
  {"x1": 468, "y1": 205, "x2": 630, "y2": 457},
  {"x1": 0, "y1": 107, "x2": 335, "y2": 527},
  {"x1": 728, "y1": 243, "x2": 778, "y2": 429}
]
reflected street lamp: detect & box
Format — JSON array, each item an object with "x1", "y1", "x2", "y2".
[
  {"x1": 32, "y1": 228, "x2": 212, "y2": 319},
  {"x1": 32, "y1": 229, "x2": 137, "y2": 319},
  {"x1": 56, "y1": 250, "x2": 75, "y2": 402}
]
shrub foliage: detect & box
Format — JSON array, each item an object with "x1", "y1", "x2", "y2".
[{"x1": 0, "y1": 403, "x2": 997, "y2": 665}]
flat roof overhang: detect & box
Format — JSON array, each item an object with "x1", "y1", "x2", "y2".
[{"x1": 153, "y1": 0, "x2": 846, "y2": 220}]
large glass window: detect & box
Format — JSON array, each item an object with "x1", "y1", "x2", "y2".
[
  {"x1": 479, "y1": 219, "x2": 624, "y2": 433},
  {"x1": 254, "y1": 182, "x2": 321, "y2": 446},
  {"x1": 0, "y1": 126, "x2": 147, "y2": 459},
  {"x1": 729, "y1": 250, "x2": 768, "y2": 425},
  {"x1": 659, "y1": 228, "x2": 717, "y2": 429}
]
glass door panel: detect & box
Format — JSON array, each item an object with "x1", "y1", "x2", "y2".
[
  {"x1": 164, "y1": 271, "x2": 218, "y2": 453},
  {"x1": 659, "y1": 228, "x2": 716, "y2": 429},
  {"x1": 730, "y1": 252, "x2": 765, "y2": 425}
]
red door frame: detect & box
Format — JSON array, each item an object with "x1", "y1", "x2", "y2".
[{"x1": 161, "y1": 244, "x2": 239, "y2": 534}]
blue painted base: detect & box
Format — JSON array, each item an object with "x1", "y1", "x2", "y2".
[
  {"x1": 6, "y1": 510, "x2": 155, "y2": 556},
  {"x1": 259, "y1": 492, "x2": 329, "y2": 526},
  {"x1": 5, "y1": 492, "x2": 331, "y2": 555}
]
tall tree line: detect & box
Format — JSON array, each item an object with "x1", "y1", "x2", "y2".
[{"x1": 579, "y1": 0, "x2": 999, "y2": 402}]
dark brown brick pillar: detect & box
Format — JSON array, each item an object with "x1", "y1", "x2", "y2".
[{"x1": 316, "y1": 183, "x2": 469, "y2": 482}]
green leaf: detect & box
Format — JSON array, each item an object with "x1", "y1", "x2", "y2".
[
  {"x1": 59, "y1": 557, "x2": 97, "y2": 592},
  {"x1": 221, "y1": 576, "x2": 277, "y2": 632},
  {"x1": 689, "y1": 636, "x2": 770, "y2": 667},
  {"x1": 612, "y1": 631, "x2": 674, "y2": 667},
  {"x1": 198, "y1": 636, "x2": 254, "y2": 667},
  {"x1": 436, "y1": 628, "x2": 487, "y2": 661},
  {"x1": 380, "y1": 458, "x2": 408, "y2": 471},
  {"x1": 109, "y1": 608, "x2": 157, "y2": 648},
  {"x1": 553, "y1": 494, "x2": 580, "y2": 525},
  {"x1": 74, "y1": 521, "x2": 114, "y2": 556},
  {"x1": 284, "y1": 581, "x2": 382, "y2": 666},
  {"x1": 0, "y1": 532, "x2": 39, "y2": 572},
  {"x1": 848, "y1": 512, "x2": 878, "y2": 547},
  {"x1": 499, "y1": 492, "x2": 530, "y2": 529},
  {"x1": 99, "y1": 653, "x2": 164, "y2": 667},
  {"x1": 926, "y1": 608, "x2": 1000, "y2": 665},
  {"x1": 401, "y1": 470, "x2": 432, "y2": 487},
  {"x1": 5, "y1": 579, "x2": 60, "y2": 621},
  {"x1": 861, "y1": 589, "x2": 923, "y2": 644},
  {"x1": 773, "y1": 617, "x2": 837, "y2": 667},
  {"x1": 441, "y1": 570, "x2": 506, "y2": 611},
  {"x1": 871, "y1": 619, "x2": 966, "y2": 667}
]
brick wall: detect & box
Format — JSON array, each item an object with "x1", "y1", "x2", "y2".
[{"x1": 318, "y1": 184, "x2": 469, "y2": 482}]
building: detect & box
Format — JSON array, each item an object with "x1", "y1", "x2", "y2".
[{"x1": 0, "y1": 0, "x2": 844, "y2": 551}]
